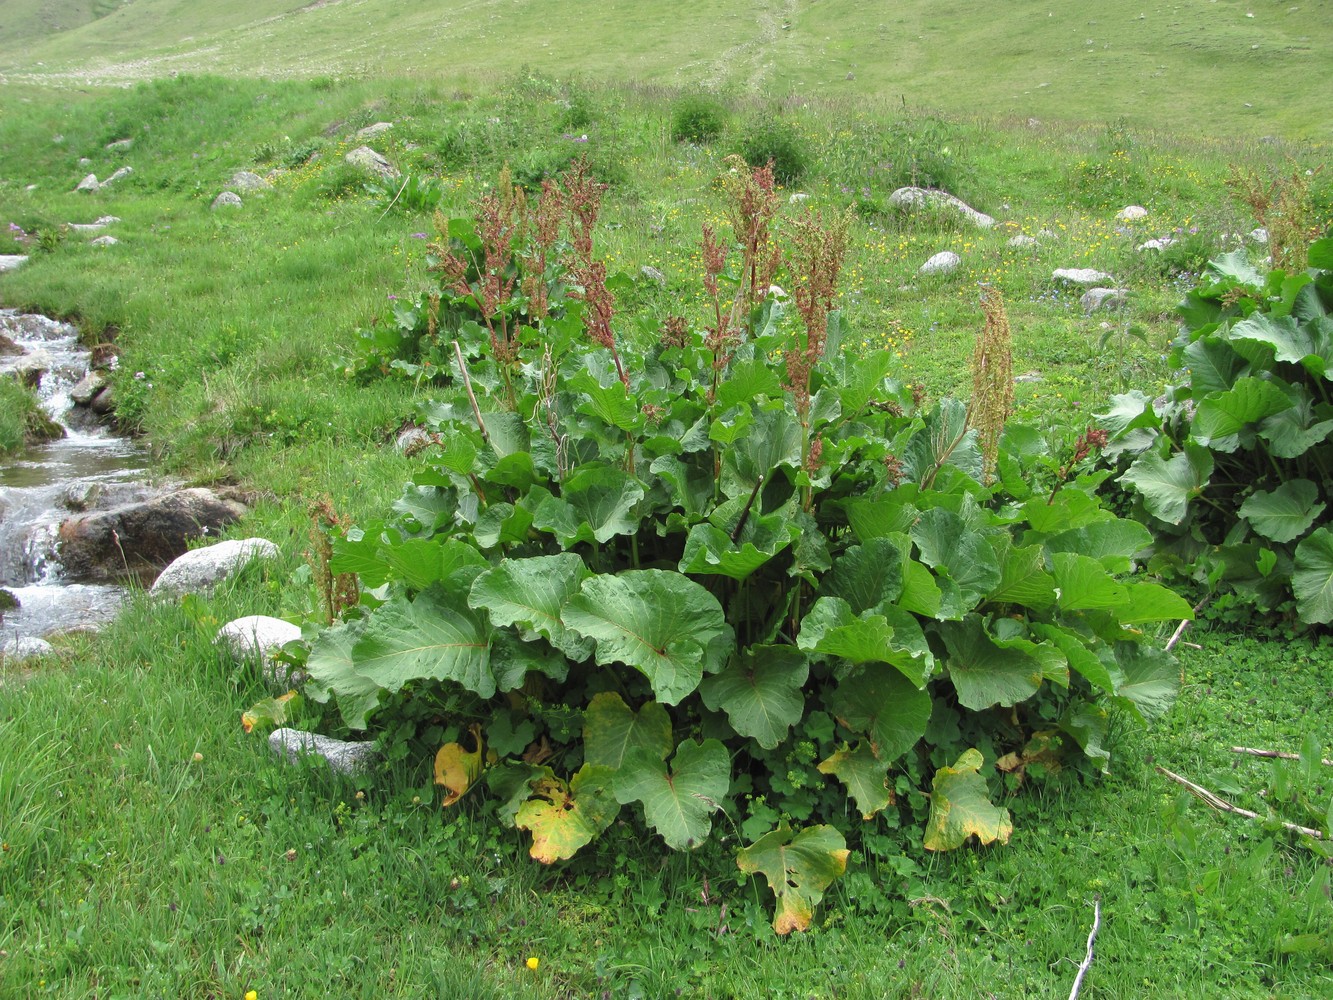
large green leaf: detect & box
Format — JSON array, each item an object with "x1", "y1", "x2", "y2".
[
  {"x1": 817, "y1": 743, "x2": 892, "y2": 820},
  {"x1": 303, "y1": 619, "x2": 381, "y2": 731},
  {"x1": 571, "y1": 370, "x2": 645, "y2": 432},
  {"x1": 720, "y1": 406, "x2": 803, "y2": 499},
  {"x1": 821, "y1": 538, "x2": 906, "y2": 612},
  {"x1": 1095, "y1": 390, "x2": 1159, "y2": 436},
  {"x1": 1050, "y1": 552, "x2": 1129, "y2": 611},
  {"x1": 1239, "y1": 480, "x2": 1326, "y2": 544},
  {"x1": 515, "y1": 764, "x2": 620, "y2": 863},
  {"x1": 903, "y1": 398, "x2": 984, "y2": 484},
  {"x1": 715, "y1": 357, "x2": 784, "y2": 410},
  {"x1": 1293, "y1": 528, "x2": 1333, "y2": 625},
  {"x1": 650, "y1": 454, "x2": 714, "y2": 521},
  {"x1": 737, "y1": 824, "x2": 850, "y2": 934},
  {"x1": 827, "y1": 665, "x2": 932, "y2": 762},
  {"x1": 1117, "y1": 582, "x2": 1196, "y2": 625},
  {"x1": 1043, "y1": 519, "x2": 1153, "y2": 575},
  {"x1": 699, "y1": 646, "x2": 808, "y2": 749},
  {"x1": 910, "y1": 508, "x2": 1001, "y2": 604},
  {"x1": 797, "y1": 597, "x2": 932, "y2": 686},
  {"x1": 562, "y1": 570, "x2": 732, "y2": 704},
  {"x1": 531, "y1": 466, "x2": 645, "y2": 546},
  {"x1": 350, "y1": 588, "x2": 495, "y2": 697},
  {"x1": 582, "y1": 692, "x2": 673, "y2": 769},
  {"x1": 938, "y1": 616, "x2": 1043, "y2": 710},
  {"x1": 1030, "y1": 623, "x2": 1114, "y2": 694},
  {"x1": 924, "y1": 748, "x2": 1013, "y2": 851},
  {"x1": 679, "y1": 517, "x2": 795, "y2": 580},
  {"x1": 382, "y1": 537, "x2": 488, "y2": 591},
  {"x1": 986, "y1": 537, "x2": 1056, "y2": 610},
  {"x1": 613, "y1": 739, "x2": 730, "y2": 850},
  {"x1": 1120, "y1": 446, "x2": 1214, "y2": 525},
  {"x1": 468, "y1": 553, "x2": 593, "y2": 659},
  {"x1": 1182, "y1": 339, "x2": 1247, "y2": 395},
  {"x1": 1109, "y1": 642, "x2": 1179, "y2": 724},
  {"x1": 1191, "y1": 377, "x2": 1294, "y2": 451},
  {"x1": 1228, "y1": 313, "x2": 1333, "y2": 380},
  {"x1": 822, "y1": 350, "x2": 896, "y2": 415}
]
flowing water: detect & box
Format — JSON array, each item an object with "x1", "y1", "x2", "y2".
[{"x1": 0, "y1": 310, "x2": 150, "y2": 640}]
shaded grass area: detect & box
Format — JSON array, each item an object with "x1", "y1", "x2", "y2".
[{"x1": 0, "y1": 76, "x2": 1331, "y2": 997}]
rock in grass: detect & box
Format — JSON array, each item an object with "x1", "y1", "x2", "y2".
[
  {"x1": 1138, "y1": 237, "x2": 1175, "y2": 252},
  {"x1": 1053, "y1": 267, "x2": 1115, "y2": 286},
  {"x1": 76, "y1": 173, "x2": 100, "y2": 193},
  {"x1": 888, "y1": 187, "x2": 995, "y2": 229},
  {"x1": 102, "y1": 166, "x2": 133, "y2": 187},
  {"x1": 919, "y1": 251, "x2": 961, "y2": 275},
  {"x1": 212, "y1": 191, "x2": 243, "y2": 210},
  {"x1": 1007, "y1": 234, "x2": 1038, "y2": 248},
  {"x1": 69, "y1": 371, "x2": 108, "y2": 405},
  {"x1": 269, "y1": 728, "x2": 380, "y2": 775},
  {"x1": 355, "y1": 122, "x2": 394, "y2": 140},
  {"x1": 1116, "y1": 205, "x2": 1148, "y2": 222},
  {"x1": 227, "y1": 171, "x2": 272, "y2": 193},
  {"x1": 90, "y1": 235, "x2": 120, "y2": 248},
  {"x1": 217, "y1": 615, "x2": 303, "y2": 684},
  {"x1": 105, "y1": 138, "x2": 134, "y2": 152},
  {"x1": 1, "y1": 636, "x2": 54, "y2": 660},
  {"x1": 344, "y1": 145, "x2": 399, "y2": 181},
  {"x1": 150, "y1": 537, "x2": 279, "y2": 596},
  {"x1": 0, "y1": 255, "x2": 28, "y2": 273},
  {"x1": 1081, "y1": 287, "x2": 1128, "y2": 313}
]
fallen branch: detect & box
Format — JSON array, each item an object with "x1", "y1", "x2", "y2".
[
  {"x1": 452, "y1": 339, "x2": 490, "y2": 447},
  {"x1": 1068, "y1": 896, "x2": 1101, "y2": 1000},
  {"x1": 1164, "y1": 617, "x2": 1192, "y2": 652},
  {"x1": 1156, "y1": 766, "x2": 1325, "y2": 840},
  {"x1": 1230, "y1": 746, "x2": 1333, "y2": 768}
]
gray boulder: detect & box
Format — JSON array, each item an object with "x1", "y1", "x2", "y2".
[
  {"x1": 1081, "y1": 287, "x2": 1128, "y2": 313},
  {"x1": 15, "y1": 349, "x2": 53, "y2": 388},
  {"x1": 269, "y1": 728, "x2": 380, "y2": 775},
  {"x1": 69, "y1": 371, "x2": 108, "y2": 405},
  {"x1": 1138, "y1": 238, "x2": 1175, "y2": 252},
  {"x1": 1116, "y1": 205, "x2": 1148, "y2": 222},
  {"x1": 212, "y1": 191, "x2": 243, "y2": 210},
  {"x1": 919, "y1": 251, "x2": 961, "y2": 275},
  {"x1": 101, "y1": 166, "x2": 133, "y2": 187},
  {"x1": 1007, "y1": 234, "x2": 1038, "y2": 248},
  {"x1": 227, "y1": 171, "x2": 272, "y2": 193},
  {"x1": 888, "y1": 187, "x2": 995, "y2": 228},
  {"x1": 0, "y1": 255, "x2": 27, "y2": 273},
  {"x1": 217, "y1": 615, "x2": 303, "y2": 684},
  {"x1": 76, "y1": 173, "x2": 100, "y2": 193},
  {"x1": 89, "y1": 235, "x2": 120, "y2": 248},
  {"x1": 1053, "y1": 267, "x2": 1116, "y2": 286},
  {"x1": 1, "y1": 637, "x2": 54, "y2": 660},
  {"x1": 344, "y1": 146, "x2": 399, "y2": 181},
  {"x1": 355, "y1": 122, "x2": 394, "y2": 141},
  {"x1": 58, "y1": 488, "x2": 250, "y2": 582},
  {"x1": 105, "y1": 138, "x2": 134, "y2": 152},
  {"x1": 150, "y1": 537, "x2": 279, "y2": 596},
  {"x1": 89, "y1": 387, "x2": 117, "y2": 416}
]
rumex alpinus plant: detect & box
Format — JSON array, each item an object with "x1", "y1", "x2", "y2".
[{"x1": 281, "y1": 159, "x2": 1191, "y2": 933}]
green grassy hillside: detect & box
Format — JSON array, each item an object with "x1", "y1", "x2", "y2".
[{"x1": 0, "y1": 0, "x2": 1328, "y2": 139}]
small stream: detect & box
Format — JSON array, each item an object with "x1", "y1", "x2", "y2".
[{"x1": 0, "y1": 310, "x2": 150, "y2": 640}]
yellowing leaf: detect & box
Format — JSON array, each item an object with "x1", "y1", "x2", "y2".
[
  {"x1": 817, "y1": 742, "x2": 893, "y2": 820},
  {"x1": 434, "y1": 723, "x2": 484, "y2": 807},
  {"x1": 515, "y1": 764, "x2": 619, "y2": 863},
  {"x1": 241, "y1": 691, "x2": 300, "y2": 734},
  {"x1": 737, "y1": 823, "x2": 849, "y2": 934},
  {"x1": 924, "y1": 748, "x2": 1013, "y2": 851}
]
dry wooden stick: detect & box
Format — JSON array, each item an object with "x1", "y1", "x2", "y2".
[
  {"x1": 1164, "y1": 617, "x2": 1193, "y2": 652},
  {"x1": 1068, "y1": 896, "x2": 1101, "y2": 1000},
  {"x1": 1230, "y1": 746, "x2": 1333, "y2": 768},
  {"x1": 452, "y1": 339, "x2": 490, "y2": 446},
  {"x1": 1156, "y1": 766, "x2": 1325, "y2": 839}
]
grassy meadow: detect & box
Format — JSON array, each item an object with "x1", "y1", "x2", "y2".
[{"x1": 0, "y1": 9, "x2": 1331, "y2": 998}]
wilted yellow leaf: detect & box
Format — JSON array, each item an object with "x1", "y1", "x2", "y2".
[
  {"x1": 434, "y1": 723, "x2": 484, "y2": 807},
  {"x1": 241, "y1": 691, "x2": 299, "y2": 734}
]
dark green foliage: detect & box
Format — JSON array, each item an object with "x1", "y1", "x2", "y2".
[
  {"x1": 736, "y1": 115, "x2": 808, "y2": 185},
  {"x1": 1101, "y1": 236, "x2": 1333, "y2": 625},
  {"x1": 670, "y1": 93, "x2": 726, "y2": 144}
]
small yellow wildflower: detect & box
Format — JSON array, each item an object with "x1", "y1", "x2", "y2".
[
  {"x1": 246, "y1": 991, "x2": 258, "y2": 1000},
  {"x1": 526, "y1": 957, "x2": 540, "y2": 971}
]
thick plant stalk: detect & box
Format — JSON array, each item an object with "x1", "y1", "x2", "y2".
[
  {"x1": 1230, "y1": 746, "x2": 1333, "y2": 768},
  {"x1": 453, "y1": 340, "x2": 490, "y2": 447},
  {"x1": 1067, "y1": 897, "x2": 1101, "y2": 1000},
  {"x1": 1156, "y1": 766, "x2": 1325, "y2": 839}
]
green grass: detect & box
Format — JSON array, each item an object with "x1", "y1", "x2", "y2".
[
  {"x1": 0, "y1": 0, "x2": 1330, "y2": 139},
  {"x1": 0, "y1": 71, "x2": 1331, "y2": 998}
]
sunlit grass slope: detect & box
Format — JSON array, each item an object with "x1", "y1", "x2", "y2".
[{"x1": 0, "y1": 0, "x2": 1328, "y2": 139}]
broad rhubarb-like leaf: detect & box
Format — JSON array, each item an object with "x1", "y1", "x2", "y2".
[
  {"x1": 468, "y1": 553, "x2": 593, "y2": 658},
  {"x1": 699, "y1": 646, "x2": 808, "y2": 750},
  {"x1": 434, "y1": 723, "x2": 484, "y2": 807},
  {"x1": 737, "y1": 823, "x2": 850, "y2": 934},
  {"x1": 817, "y1": 743, "x2": 892, "y2": 820},
  {"x1": 515, "y1": 764, "x2": 620, "y2": 863},
  {"x1": 613, "y1": 739, "x2": 730, "y2": 850},
  {"x1": 924, "y1": 748, "x2": 1012, "y2": 851},
  {"x1": 582, "y1": 692, "x2": 673, "y2": 769}
]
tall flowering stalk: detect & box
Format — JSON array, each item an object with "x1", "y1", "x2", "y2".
[
  {"x1": 721, "y1": 156, "x2": 782, "y2": 334},
  {"x1": 563, "y1": 160, "x2": 628, "y2": 389},
  {"x1": 784, "y1": 208, "x2": 852, "y2": 510},
  {"x1": 967, "y1": 286, "x2": 1014, "y2": 483}
]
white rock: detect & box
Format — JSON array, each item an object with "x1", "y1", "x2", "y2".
[
  {"x1": 1081, "y1": 287, "x2": 1128, "y2": 313},
  {"x1": 269, "y1": 728, "x2": 380, "y2": 775},
  {"x1": 789, "y1": 192, "x2": 810, "y2": 205},
  {"x1": 396, "y1": 425, "x2": 433, "y2": 454},
  {"x1": 344, "y1": 145, "x2": 399, "y2": 180},
  {"x1": 227, "y1": 170, "x2": 272, "y2": 193},
  {"x1": 0, "y1": 255, "x2": 28, "y2": 273},
  {"x1": 1, "y1": 637, "x2": 54, "y2": 660},
  {"x1": 102, "y1": 166, "x2": 133, "y2": 187},
  {"x1": 1007, "y1": 235, "x2": 1038, "y2": 248},
  {"x1": 89, "y1": 235, "x2": 120, "y2": 247},
  {"x1": 640, "y1": 265, "x2": 666, "y2": 286},
  {"x1": 1116, "y1": 205, "x2": 1148, "y2": 222},
  {"x1": 1053, "y1": 267, "x2": 1115, "y2": 286},
  {"x1": 1138, "y1": 238, "x2": 1175, "y2": 252},
  {"x1": 150, "y1": 538, "x2": 280, "y2": 597},
  {"x1": 919, "y1": 251, "x2": 961, "y2": 275},
  {"x1": 355, "y1": 122, "x2": 394, "y2": 140},
  {"x1": 76, "y1": 173, "x2": 100, "y2": 193},
  {"x1": 216, "y1": 615, "x2": 302, "y2": 683},
  {"x1": 889, "y1": 186, "x2": 995, "y2": 228},
  {"x1": 105, "y1": 138, "x2": 134, "y2": 152},
  {"x1": 1248, "y1": 227, "x2": 1269, "y2": 244},
  {"x1": 212, "y1": 191, "x2": 243, "y2": 210}
]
